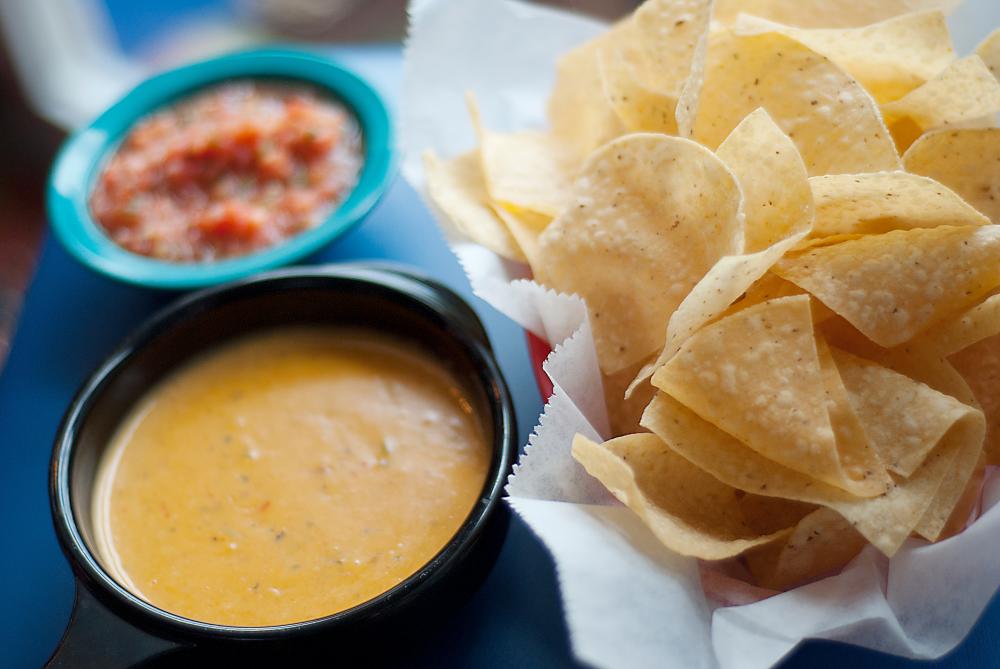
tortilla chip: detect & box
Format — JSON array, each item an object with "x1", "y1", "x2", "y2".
[
  {"x1": 536, "y1": 133, "x2": 743, "y2": 373},
  {"x1": 717, "y1": 108, "x2": 814, "y2": 252},
  {"x1": 423, "y1": 150, "x2": 524, "y2": 262},
  {"x1": 937, "y1": 452, "x2": 986, "y2": 540},
  {"x1": 831, "y1": 346, "x2": 972, "y2": 476},
  {"x1": 692, "y1": 31, "x2": 900, "y2": 175},
  {"x1": 713, "y1": 0, "x2": 960, "y2": 28},
  {"x1": 950, "y1": 334, "x2": 1000, "y2": 463},
  {"x1": 774, "y1": 225, "x2": 1000, "y2": 347},
  {"x1": 977, "y1": 27, "x2": 1000, "y2": 82},
  {"x1": 476, "y1": 129, "x2": 577, "y2": 219},
  {"x1": 734, "y1": 11, "x2": 956, "y2": 103},
  {"x1": 571, "y1": 433, "x2": 797, "y2": 560},
  {"x1": 652, "y1": 295, "x2": 889, "y2": 496},
  {"x1": 603, "y1": 359, "x2": 657, "y2": 438},
  {"x1": 640, "y1": 391, "x2": 962, "y2": 556},
  {"x1": 913, "y1": 408, "x2": 985, "y2": 541},
  {"x1": 882, "y1": 56, "x2": 1000, "y2": 151},
  {"x1": 626, "y1": 109, "x2": 813, "y2": 393},
  {"x1": 816, "y1": 338, "x2": 891, "y2": 490},
  {"x1": 903, "y1": 128, "x2": 1000, "y2": 223},
  {"x1": 907, "y1": 294, "x2": 1000, "y2": 357},
  {"x1": 675, "y1": 32, "x2": 710, "y2": 138},
  {"x1": 745, "y1": 508, "x2": 867, "y2": 590},
  {"x1": 599, "y1": 49, "x2": 678, "y2": 135},
  {"x1": 493, "y1": 206, "x2": 548, "y2": 271},
  {"x1": 547, "y1": 22, "x2": 629, "y2": 157},
  {"x1": 631, "y1": 0, "x2": 714, "y2": 96},
  {"x1": 809, "y1": 172, "x2": 990, "y2": 238}
]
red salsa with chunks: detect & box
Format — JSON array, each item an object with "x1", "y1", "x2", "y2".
[{"x1": 90, "y1": 81, "x2": 363, "y2": 262}]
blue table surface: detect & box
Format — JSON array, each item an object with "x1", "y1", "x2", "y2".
[{"x1": 2, "y1": 45, "x2": 1000, "y2": 668}]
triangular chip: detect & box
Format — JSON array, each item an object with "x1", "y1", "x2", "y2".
[
  {"x1": 537, "y1": 133, "x2": 743, "y2": 373},
  {"x1": 734, "y1": 11, "x2": 955, "y2": 103},
  {"x1": 547, "y1": 22, "x2": 629, "y2": 157},
  {"x1": 745, "y1": 508, "x2": 867, "y2": 590},
  {"x1": 882, "y1": 56, "x2": 1000, "y2": 151},
  {"x1": 774, "y1": 225, "x2": 1000, "y2": 347},
  {"x1": 815, "y1": 338, "x2": 890, "y2": 489},
  {"x1": 476, "y1": 129, "x2": 577, "y2": 219},
  {"x1": 423, "y1": 150, "x2": 524, "y2": 262},
  {"x1": 493, "y1": 206, "x2": 548, "y2": 271},
  {"x1": 950, "y1": 334, "x2": 1000, "y2": 464},
  {"x1": 652, "y1": 295, "x2": 887, "y2": 496},
  {"x1": 713, "y1": 0, "x2": 960, "y2": 28},
  {"x1": 640, "y1": 391, "x2": 969, "y2": 556},
  {"x1": 716, "y1": 108, "x2": 814, "y2": 252},
  {"x1": 977, "y1": 27, "x2": 1000, "y2": 82},
  {"x1": 625, "y1": 110, "x2": 812, "y2": 395},
  {"x1": 571, "y1": 433, "x2": 802, "y2": 560},
  {"x1": 903, "y1": 128, "x2": 1000, "y2": 223},
  {"x1": 692, "y1": 31, "x2": 900, "y2": 175},
  {"x1": 809, "y1": 172, "x2": 989, "y2": 238},
  {"x1": 599, "y1": 0, "x2": 713, "y2": 136},
  {"x1": 831, "y1": 346, "x2": 972, "y2": 476}
]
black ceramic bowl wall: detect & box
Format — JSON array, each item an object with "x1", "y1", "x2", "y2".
[{"x1": 47, "y1": 265, "x2": 517, "y2": 667}]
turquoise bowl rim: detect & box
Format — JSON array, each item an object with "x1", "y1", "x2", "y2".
[{"x1": 46, "y1": 48, "x2": 395, "y2": 290}]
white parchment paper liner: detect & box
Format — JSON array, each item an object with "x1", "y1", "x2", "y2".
[{"x1": 401, "y1": 1, "x2": 1000, "y2": 666}]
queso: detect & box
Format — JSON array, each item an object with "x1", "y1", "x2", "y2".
[{"x1": 91, "y1": 327, "x2": 490, "y2": 627}]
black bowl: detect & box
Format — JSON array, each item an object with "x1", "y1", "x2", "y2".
[{"x1": 47, "y1": 264, "x2": 517, "y2": 667}]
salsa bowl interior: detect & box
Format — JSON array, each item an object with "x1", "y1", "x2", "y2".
[
  {"x1": 52, "y1": 267, "x2": 514, "y2": 642},
  {"x1": 47, "y1": 49, "x2": 395, "y2": 289}
]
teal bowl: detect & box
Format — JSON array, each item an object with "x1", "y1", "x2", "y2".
[{"x1": 46, "y1": 48, "x2": 395, "y2": 290}]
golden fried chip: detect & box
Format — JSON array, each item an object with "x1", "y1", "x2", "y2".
[
  {"x1": 571, "y1": 433, "x2": 797, "y2": 559},
  {"x1": 631, "y1": 0, "x2": 714, "y2": 95},
  {"x1": 653, "y1": 295, "x2": 889, "y2": 496},
  {"x1": 734, "y1": 11, "x2": 955, "y2": 103},
  {"x1": 692, "y1": 31, "x2": 900, "y2": 174},
  {"x1": 774, "y1": 226, "x2": 1000, "y2": 347},
  {"x1": 950, "y1": 335, "x2": 1000, "y2": 464},
  {"x1": 882, "y1": 56, "x2": 1000, "y2": 151},
  {"x1": 809, "y1": 172, "x2": 989, "y2": 238},
  {"x1": 717, "y1": 109, "x2": 814, "y2": 252},
  {"x1": 675, "y1": 32, "x2": 709, "y2": 138},
  {"x1": 745, "y1": 508, "x2": 867, "y2": 590},
  {"x1": 977, "y1": 28, "x2": 1000, "y2": 81},
  {"x1": 641, "y1": 391, "x2": 970, "y2": 556},
  {"x1": 937, "y1": 452, "x2": 986, "y2": 540},
  {"x1": 547, "y1": 22, "x2": 629, "y2": 157},
  {"x1": 713, "y1": 0, "x2": 960, "y2": 28},
  {"x1": 599, "y1": 51, "x2": 678, "y2": 134},
  {"x1": 476, "y1": 129, "x2": 577, "y2": 219},
  {"x1": 907, "y1": 294, "x2": 1000, "y2": 357},
  {"x1": 423, "y1": 150, "x2": 524, "y2": 262},
  {"x1": 493, "y1": 206, "x2": 549, "y2": 271},
  {"x1": 831, "y1": 346, "x2": 972, "y2": 476},
  {"x1": 908, "y1": 365, "x2": 986, "y2": 542},
  {"x1": 625, "y1": 110, "x2": 812, "y2": 395},
  {"x1": 903, "y1": 128, "x2": 1000, "y2": 222},
  {"x1": 603, "y1": 359, "x2": 657, "y2": 438},
  {"x1": 537, "y1": 134, "x2": 743, "y2": 373},
  {"x1": 599, "y1": 0, "x2": 713, "y2": 136}
]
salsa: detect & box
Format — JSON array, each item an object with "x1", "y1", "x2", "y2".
[
  {"x1": 90, "y1": 81, "x2": 363, "y2": 262},
  {"x1": 91, "y1": 327, "x2": 489, "y2": 626}
]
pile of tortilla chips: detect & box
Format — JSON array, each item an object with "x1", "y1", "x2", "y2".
[{"x1": 424, "y1": 0, "x2": 1000, "y2": 590}]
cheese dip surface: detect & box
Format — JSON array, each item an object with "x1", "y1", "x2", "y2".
[{"x1": 92, "y1": 327, "x2": 489, "y2": 626}]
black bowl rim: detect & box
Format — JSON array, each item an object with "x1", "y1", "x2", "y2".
[{"x1": 49, "y1": 264, "x2": 516, "y2": 642}]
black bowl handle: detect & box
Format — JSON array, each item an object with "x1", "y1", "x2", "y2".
[{"x1": 46, "y1": 584, "x2": 183, "y2": 669}]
